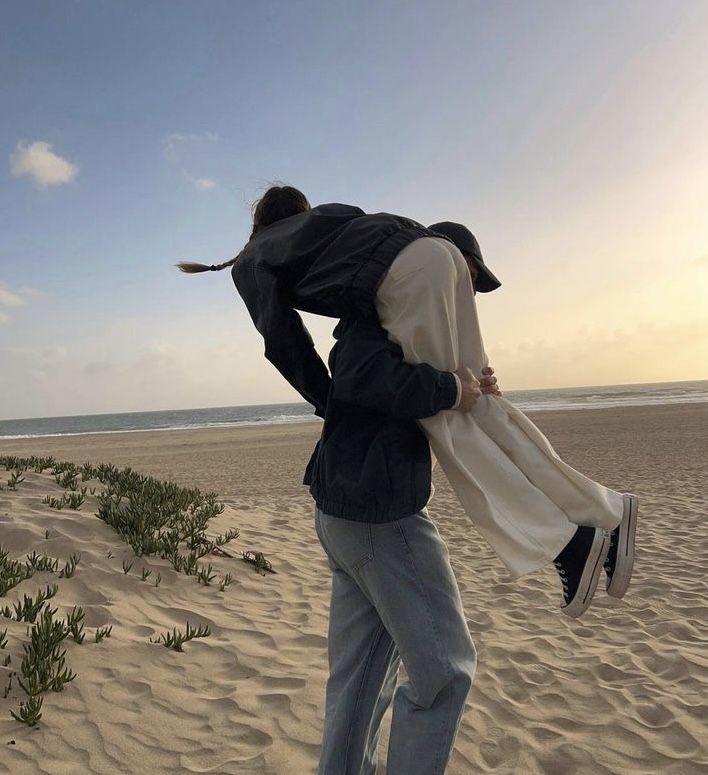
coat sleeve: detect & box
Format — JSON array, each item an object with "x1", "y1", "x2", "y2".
[
  {"x1": 329, "y1": 320, "x2": 459, "y2": 419},
  {"x1": 233, "y1": 262, "x2": 332, "y2": 418}
]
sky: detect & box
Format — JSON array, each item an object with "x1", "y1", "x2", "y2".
[{"x1": 1, "y1": 0, "x2": 708, "y2": 420}]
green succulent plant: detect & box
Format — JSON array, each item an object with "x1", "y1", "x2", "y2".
[
  {"x1": 150, "y1": 621, "x2": 211, "y2": 651},
  {"x1": 10, "y1": 694, "x2": 43, "y2": 726}
]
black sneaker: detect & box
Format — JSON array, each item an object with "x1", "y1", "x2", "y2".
[
  {"x1": 604, "y1": 493, "x2": 638, "y2": 599},
  {"x1": 553, "y1": 526, "x2": 611, "y2": 618}
]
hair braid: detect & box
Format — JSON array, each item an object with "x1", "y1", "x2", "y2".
[
  {"x1": 176, "y1": 183, "x2": 310, "y2": 276},
  {"x1": 175, "y1": 257, "x2": 239, "y2": 274}
]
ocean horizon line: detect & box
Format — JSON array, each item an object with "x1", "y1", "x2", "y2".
[
  {"x1": 1, "y1": 379, "x2": 707, "y2": 441},
  {"x1": 3, "y1": 377, "x2": 707, "y2": 425}
]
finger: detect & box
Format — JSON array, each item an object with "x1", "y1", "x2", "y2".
[{"x1": 481, "y1": 366, "x2": 494, "y2": 375}]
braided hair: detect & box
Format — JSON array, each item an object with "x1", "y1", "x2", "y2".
[{"x1": 176, "y1": 184, "x2": 310, "y2": 274}]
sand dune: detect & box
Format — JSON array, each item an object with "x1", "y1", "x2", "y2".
[{"x1": 1, "y1": 404, "x2": 707, "y2": 774}]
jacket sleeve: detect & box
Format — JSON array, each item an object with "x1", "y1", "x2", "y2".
[
  {"x1": 233, "y1": 262, "x2": 332, "y2": 418},
  {"x1": 329, "y1": 320, "x2": 459, "y2": 419}
]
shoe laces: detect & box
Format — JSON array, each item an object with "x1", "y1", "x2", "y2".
[
  {"x1": 553, "y1": 560, "x2": 569, "y2": 595},
  {"x1": 603, "y1": 528, "x2": 618, "y2": 572}
]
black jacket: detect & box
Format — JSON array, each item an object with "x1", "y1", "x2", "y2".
[
  {"x1": 231, "y1": 202, "x2": 455, "y2": 418},
  {"x1": 303, "y1": 318, "x2": 458, "y2": 522}
]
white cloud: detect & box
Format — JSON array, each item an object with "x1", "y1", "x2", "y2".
[
  {"x1": 162, "y1": 131, "x2": 218, "y2": 159},
  {"x1": 193, "y1": 176, "x2": 216, "y2": 191},
  {"x1": 0, "y1": 282, "x2": 41, "y2": 323},
  {"x1": 0, "y1": 285, "x2": 23, "y2": 307},
  {"x1": 182, "y1": 171, "x2": 216, "y2": 191},
  {"x1": 10, "y1": 141, "x2": 78, "y2": 188}
]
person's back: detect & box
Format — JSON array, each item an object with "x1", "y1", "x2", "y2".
[
  {"x1": 304, "y1": 316, "x2": 459, "y2": 522},
  {"x1": 232, "y1": 201, "x2": 435, "y2": 320}
]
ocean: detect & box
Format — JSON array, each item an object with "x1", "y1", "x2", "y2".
[{"x1": 1, "y1": 380, "x2": 707, "y2": 441}]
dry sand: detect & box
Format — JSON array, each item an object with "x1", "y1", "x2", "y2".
[{"x1": 0, "y1": 403, "x2": 706, "y2": 774}]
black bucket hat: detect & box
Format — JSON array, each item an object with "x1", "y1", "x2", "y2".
[{"x1": 428, "y1": 221, "x2": 502, "y2": 293}]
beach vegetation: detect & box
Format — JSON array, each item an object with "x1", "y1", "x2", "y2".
[
  {"x1": 10, "y1": 585, "x2": 59, "y2": 623},
  {"x1": 17, "y1": 607, "x2": 76, "y2": 697},
  {"x1": 149, "y1": 621, "x2": 211, "y2": 651},
  {"x1": 32, "y1": 457, "x2": 56, "y2": 474},
  {"x1": 65, "y1": 490, "x2": 86, "y2": 509},
  {"x1": 80, "y1": 462, "x2": 95, "y2": 481},
  {"x1": 94, "y1": 625, "x2": 112, "y2": 643},
  {"x1": 6, "y1": 469, "x2": 25, "y2": 491},
  {"x1": 0, "y1": 547, "x2": 34, "y2": 596},
  {"x1": 66, "y1": 606, "x2": 85, "y2": 644},
  {"x1": 0, "y1": 548, "x2": 113, "y2": 725},
  {"x1": 0, "y1": 454, "x2": 254, "y2": 725},
  {"x1": 42, "y1": 489, "x2": 86, "y2": 511},
  {"x1": 3, "y1": 455, "x2": 242, "y2": 589},
  {"x1": 219, "y1": 572, "x2": 233, "y2": 592},
  {"x1": 42, "y1": 495, "x2": 66, "y2": 510},
  {"x1": 10, "y1": 694, "x2": 42, "y2": 726},
  {"x1": 196, "y1": 563, "x2": 216, "y2": 585},
  {"x1": 25, "y1": 552, "x2": 59, "y2": 573},
  {"x1": 59, "y1": 554, "x2": 81, "y2": 578},
  {"x1": 54, "y1": 469, "x2": 79, "y2": 490},
  {"x1": 3, "y1": 672, "x2": 13, "y2": 699}
]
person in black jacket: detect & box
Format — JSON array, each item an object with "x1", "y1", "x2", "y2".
[{"x1": 306, "y1": 287, "x2": 499, "y2": 775}]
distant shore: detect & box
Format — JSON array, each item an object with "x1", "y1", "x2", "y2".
[{"x1": 2, "y1": 379, "x2": 707, "y2": 441}]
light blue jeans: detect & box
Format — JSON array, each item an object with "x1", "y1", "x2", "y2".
[{"x1": 314, "y1": 504, "x2": 477, "y2": 775}]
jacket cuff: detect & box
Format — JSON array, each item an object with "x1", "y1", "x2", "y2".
[
  {"x1": 450, "y1": 373, "x2": 462, "y2": 409},
  {"x1": 438, "y1": 371, "x2": 460, "y2": 411}
]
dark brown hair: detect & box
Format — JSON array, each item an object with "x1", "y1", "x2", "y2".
[{"x1": 176, "y1": 184, "x2": 311, "y2": 274}]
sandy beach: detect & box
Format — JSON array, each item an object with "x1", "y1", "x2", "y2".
[{"x1": 1, "y1": 403, "x2": 706, "y2": 774}]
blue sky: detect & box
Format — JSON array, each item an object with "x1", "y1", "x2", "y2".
[{"x1": 2, "y1": 0, "x2": 708, "y2": 419}]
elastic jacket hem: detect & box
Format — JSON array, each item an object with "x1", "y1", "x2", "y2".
[{"x1": 309, "y1": 491, "x2": 430, "y2": 524}]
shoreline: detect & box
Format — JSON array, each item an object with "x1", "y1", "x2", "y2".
[
  {"x1": 1, "y1": 403, "x2": 706, "y2": 499},
  {"x1": 0, "y1": 400, "x2": 704, "y2": 443},
  {"x1": 0, "y1": 400, "x2": 708, "y2": 446}
]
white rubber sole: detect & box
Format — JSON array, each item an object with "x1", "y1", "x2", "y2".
[
  {"x1": 561, "y1": 528, "x2": 611, "y2": 619},
  {"x1": 606, "y1": 493, "x2": 638, "y2": 599}
]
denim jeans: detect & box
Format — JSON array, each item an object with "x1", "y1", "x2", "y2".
[{"x1": 314, "y1": 504, "x2": 477, "y2": 775}]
